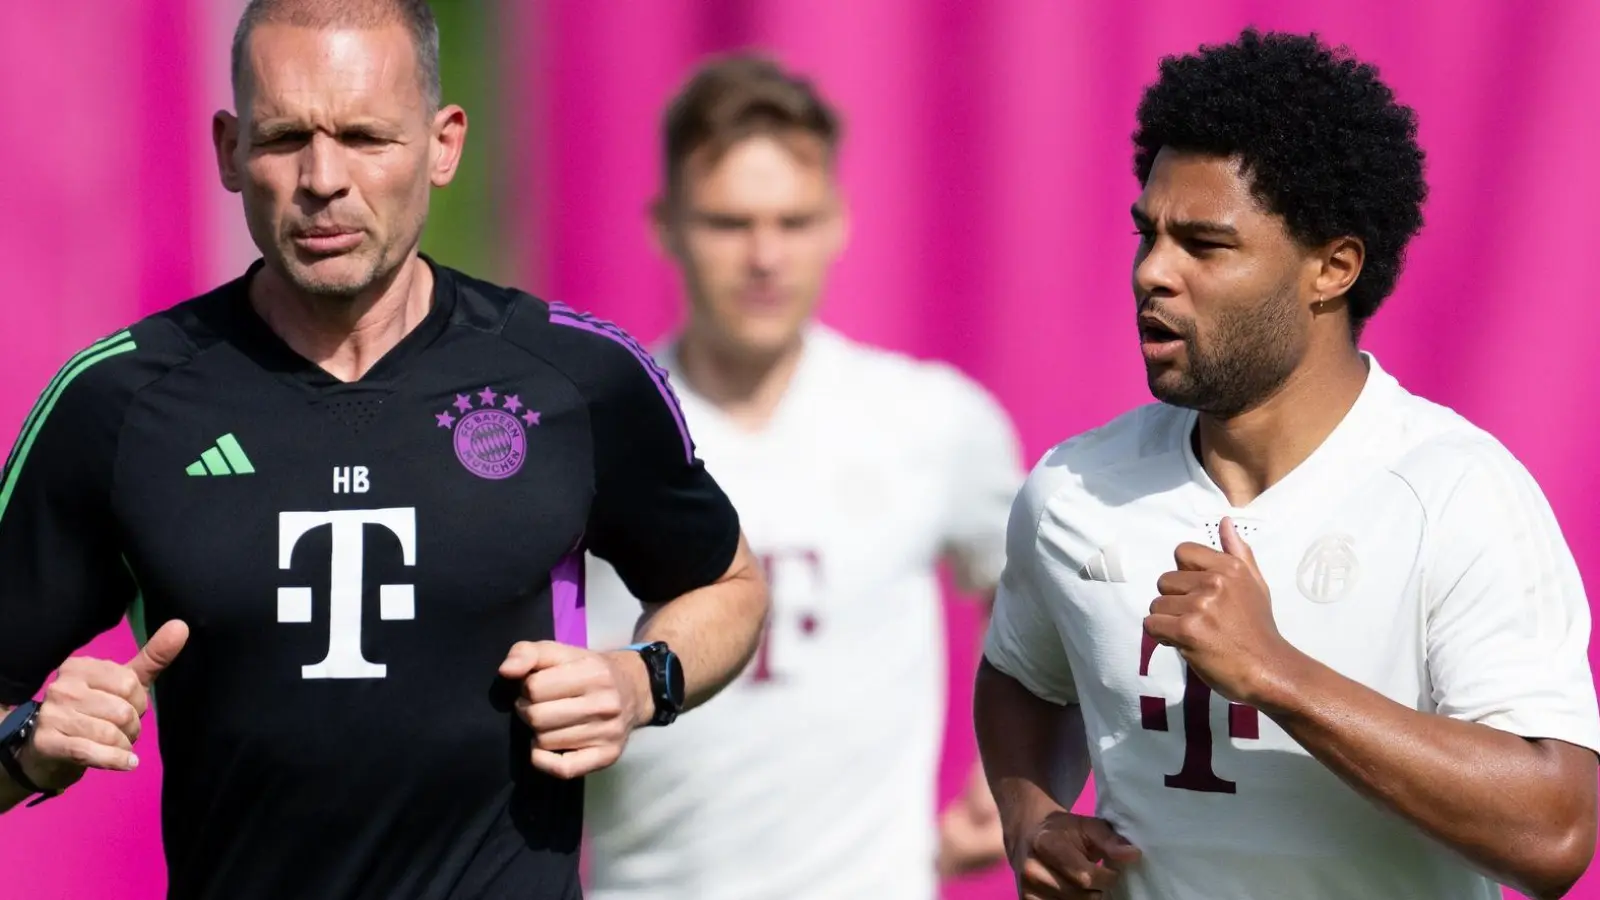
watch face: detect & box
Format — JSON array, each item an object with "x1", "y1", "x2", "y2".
[
  {"x1": 0, "y1": 701, "x2": 38, "y2": 747},
  {"x1": 663, "y1": 653, "x2": 686, "y2": 710}
]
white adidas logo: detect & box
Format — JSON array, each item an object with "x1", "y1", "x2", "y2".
[{"x1": 1078, "y1": 544, "x2": 1128, "y2": 583}]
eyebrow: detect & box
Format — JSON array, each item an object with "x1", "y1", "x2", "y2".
[
  {"x1": 1130, "y1": 205, "x2": 1240, "y2": 239},
  {"x1": 251, "y1": 119, "x2": 400, "y2": 140}
]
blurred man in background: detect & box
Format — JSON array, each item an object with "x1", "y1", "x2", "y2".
[
  {"x1": 0, "y1": 2, "x2": 768, "y2": 898},
  {"x1": 978, "y1": 29, "x2": 1599, "y2": 900},
  {"x1": 583, "y1": 55, "x2": 1025, "y2": 899}
]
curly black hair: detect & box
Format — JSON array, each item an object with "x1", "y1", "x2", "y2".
[{"x1": 1133, "y1": 28, "x2": 1427, "y2": 330}]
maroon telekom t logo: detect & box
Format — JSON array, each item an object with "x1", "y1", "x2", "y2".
[{"x1": 1139, "y1": 632, "x2": 1260, "y2": 793}]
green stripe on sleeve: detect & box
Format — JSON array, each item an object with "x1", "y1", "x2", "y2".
[
  {"x1": 0, "y1": 336, "x2": 138, "y2": 523},
  {"x1": 2, "y1": 331, "x2": 132, "y2": 474}
]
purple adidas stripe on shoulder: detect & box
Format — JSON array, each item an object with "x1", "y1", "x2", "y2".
[{"x1": 548, "y1": 302, "x2": 694, "y2": 463}]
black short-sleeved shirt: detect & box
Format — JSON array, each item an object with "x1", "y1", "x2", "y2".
[{"x1": 0, "y1": 259, "x2": 740, "y2": 900}]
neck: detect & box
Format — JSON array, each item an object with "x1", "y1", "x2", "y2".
[
  {"x1": 675, "y1": 326, "x2": 806, "y2": 432},
  {"x1": 1196, "y1": 344, "x2": 1369, "y2": 507},
  {"x1": 250, "y1": 252, "x2": 434, "y2": 383}
]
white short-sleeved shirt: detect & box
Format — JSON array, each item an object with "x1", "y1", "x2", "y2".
[
  {"x1": 984, "y1": 355, "x2": 1600, "y2": 900},
  {"x1": 585, "y1": 325, "x2": 1025, "y2": 900}
]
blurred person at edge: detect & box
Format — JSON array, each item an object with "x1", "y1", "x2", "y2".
[{"x1": 582, "y1": 54, "x2": 1026, "y2": 900}]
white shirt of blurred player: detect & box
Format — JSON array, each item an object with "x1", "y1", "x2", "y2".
[
  {"x1": 985, "y1": 354, "x2": 1600, "y2": 900},
  {"x1": 584, "y1": 325, "x2": 1024, "y2": 900}
]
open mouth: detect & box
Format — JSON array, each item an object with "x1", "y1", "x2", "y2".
[{"x1": 1138, "y1": 318, "x2": 1183, "y2": 344}]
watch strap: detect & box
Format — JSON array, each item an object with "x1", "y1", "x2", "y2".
[{"x1": 0, "y1": 702, "x2": 55, "y2": 806}]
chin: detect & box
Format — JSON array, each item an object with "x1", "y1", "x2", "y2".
[{"x1": 283, "y1": 254, "x2": 379, "y2": 299}]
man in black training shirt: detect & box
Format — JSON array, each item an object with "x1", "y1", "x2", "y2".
[{"x1": 0, "y1": 1, "x2": 770, "y2": 898}]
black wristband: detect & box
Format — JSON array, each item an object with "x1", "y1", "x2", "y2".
[{"x1": 0, "y1": 702, "x2": 56, "y2": 807}]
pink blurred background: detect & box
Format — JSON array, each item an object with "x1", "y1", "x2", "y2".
[{"x1": 3, "y1": 1, "x2": 1598, "y2": 898}]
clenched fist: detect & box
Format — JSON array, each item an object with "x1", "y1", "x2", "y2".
[
  {"x1": 18, "y1": 620, "x2": 189, "y2": 792},
  {"x1": 498, "y1": 641, "x2": 652, "y2": 780},
  {"x1": 1143, "y1": 517, "x2": 1298, "y2": 705},
  {"x1": 1012, "y1": 809, "x2": 1141, "y2": 899}
]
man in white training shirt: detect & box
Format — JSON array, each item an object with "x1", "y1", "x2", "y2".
[
  {"x1": 976, "y1": 28, "x2": 1600, "y2": 900},
  {"x1": 583, "y1": 55, "x2": 1025, "y2": 899}
]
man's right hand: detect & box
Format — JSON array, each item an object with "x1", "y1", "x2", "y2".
[
  {"x1": 14, "y1": 620, "x2": 189, "y2": 792},
  {"x1": 1011, "y1": 808, "x2": 1141, "y2": 899}
]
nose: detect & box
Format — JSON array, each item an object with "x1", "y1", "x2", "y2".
[
  {"x1": 298, "y1": 132, "x2": 351, "y2": 201},
  {"x1": 1133, "y1": 232, "x2": 1180, "y2": 304},
  {"x1": 748, "y1": 223, "x2": 785, "y2": 275}
]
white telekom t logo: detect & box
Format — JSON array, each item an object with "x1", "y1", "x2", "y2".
[{"x1": 277, "y1": 508, "x2": 417, "y2": 679}]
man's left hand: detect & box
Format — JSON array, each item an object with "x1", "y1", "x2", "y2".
[
  {"x1": 937, "y1": 763, "x2": 1007, "y2": 879},
  {"x1": 498, "y1": 641, "x2": 652, "y2": 780},
  {"x1": 1143, "y1": 517, "x2": 1300, "y2": 706}
]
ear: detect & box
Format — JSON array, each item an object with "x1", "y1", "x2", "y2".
[
  {"x1": 825, "y1": 192, "x2": 852, "y2": 262},
  {"x1": 1311, "y1": 235, "x2": 1364, "y2": 306},
  {"x1": 429, "y1": 104, "x2": 469, "y2": 188},
  {"x1": 648, "y1": 194, "x2": 681, "y2": 262},
  {"x1": 213, "y1": 110, "x2": 243, "y2": 194}
]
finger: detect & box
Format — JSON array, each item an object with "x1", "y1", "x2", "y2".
[
  {"x1": 1219, "y1": 517, "x2": 1263, "y2": 581},
  {"x1": 33, "y1": 727, "x2": 138, "y2": 772},
  {"x1": 1173, "y1": 540, "x2": 1225, "y2": 572},
  {"x1": 54, "y1": 691, "x2": 143, "y2": 744},
  {"x1": 1218, "y1": 516, "x2": 1250, "y2": 559},
  {"x1": 126, "y1": 620, "x2": 190, "y2": 687},
  {"x1": 499, "y1": 640, "x2": 587, "y2": 680},
  {"x1": 532, "y1": 721, "x2": 620, "y2": 753},
  {"x1": 523, "y1": 659, "x2": 606, "y2": 703},
  {"x1": 74, "y1": 663, "x2": 144, "y2": 708},
  {"x1": 1022, "y1": 852, "x2": 1111, "y2": 897},
  {"x1": 1143, "y1": 613, "x2": 1188, "y2": 648},
  {"x1": 517, "y1": 694, "x2": 616, "y2": 734},
  {"x1": 54, "y1": 709, "x2": 134, "y2": 753},
  {"x1": 1081, "y1": 818, "x2": 1142, "y2": 867},
  {"x1": 530, "y1": 744, "x2": 618, "y2": 780},
  {"x1": 1147, "y1": 595, "x2": 1192, "y2": 618},
  {"x1": 1154, "y1": 569, "x2": 1215, "y2": 597}
]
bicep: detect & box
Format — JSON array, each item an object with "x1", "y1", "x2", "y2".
[{"x1": 583, "y1": 344, "x2": 741, "y2": 606}]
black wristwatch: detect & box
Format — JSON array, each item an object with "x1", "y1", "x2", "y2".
[
  {"x1": 625, "y1": 641, "x2": 685, "y2": 727},
  {"x1": 0, "y1": 701, "x2": 56, "y2": 807}
]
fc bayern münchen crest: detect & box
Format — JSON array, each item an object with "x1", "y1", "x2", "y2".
[{"x1": 435, "y1": 386, "x2": 540, "y2": 480}]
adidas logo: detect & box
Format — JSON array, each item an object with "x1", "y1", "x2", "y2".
[
  {"x1": 186, "y1": 433, "x2": 256, "y2": 477},
  {"x1": 1078, "y1": 544, "x2": 1128, "y2": 583}
]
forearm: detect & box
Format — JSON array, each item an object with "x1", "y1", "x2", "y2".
[
  {"x1": 975, "y1": 659, "x2": 1091, "y2": 847},
  {"x1": 1260, "y1": 652, "x2": 1596, "y2": 899},
  {"x1": 633, "y1": 535, "x2": 768, "y2": 710}
]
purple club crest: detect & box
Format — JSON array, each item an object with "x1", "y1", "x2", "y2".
[{"x1": 437, "y1": 388, "x2": 537, "y2": 480}]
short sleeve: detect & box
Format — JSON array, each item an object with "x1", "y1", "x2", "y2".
[
  {"x1": 0, "y1": 337, "x2": 139, "y2": 704},
  {"x1": 1422, "y1": 442, "x2": 1600, "y2": 755},
  {"x1": 982, "y1": 457, "x2": 1078, "y2": 705},
  {"x1": 574, "y1": 324, "x2": 740, "y2": 606},
  {"x1": 936, "y1": 371, "x2": 1026, "y2": 594}
]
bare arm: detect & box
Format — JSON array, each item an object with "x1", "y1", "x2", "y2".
[
  {"x1": 974, "y1": 658, "x2": 1091, "y2": 851},
  {"x1": 1258, "y1": 655, "x2": 1597, "y2": 899},
  {"x1": 630, "y1": 533, "x2": 769, "y2": 711}
]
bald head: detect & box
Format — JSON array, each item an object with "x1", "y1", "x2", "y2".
[{"x1": 230, "y1": 0, "x2": 440, "y2": 113}]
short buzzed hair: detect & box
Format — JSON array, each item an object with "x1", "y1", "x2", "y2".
[
  {"x1": 662, "y1": 53, "x2": 841, "y2": 198},
  {"x1": 230, "y1": 0, "x2": 441, "y2": 112}
]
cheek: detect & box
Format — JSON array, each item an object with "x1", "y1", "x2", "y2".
[{"x1": 683, "y1": 239, "x2": 744, "y2": 296}]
